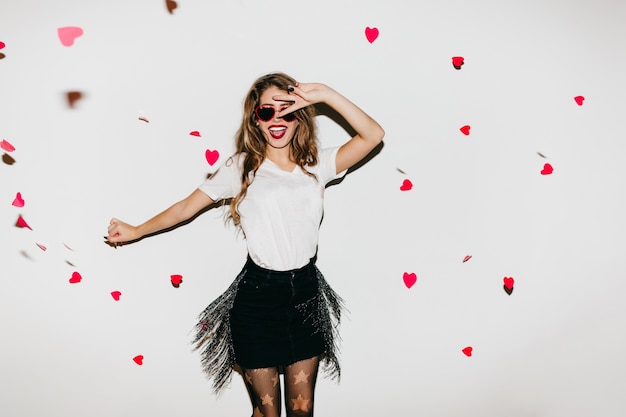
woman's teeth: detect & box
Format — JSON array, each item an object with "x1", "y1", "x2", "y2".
[{"x1": 269, "y1": 127, "x2": 287, "y2": 139}]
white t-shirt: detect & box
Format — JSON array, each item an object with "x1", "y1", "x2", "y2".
[{"x1": 198, "y1": 147, "x2": 346, "y2": 271}]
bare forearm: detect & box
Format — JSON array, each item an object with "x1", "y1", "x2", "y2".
[{"x1": 323, "y1": 88, "x2": 384, "y2": 144}]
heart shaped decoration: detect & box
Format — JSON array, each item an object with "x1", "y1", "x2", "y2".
[
  {"x1": 460, "y1": 125, "x2": 471, "y2": 136},
  {"x1": 69, "y1": 271, "x2": 82, "y2": 284},
  {"x1": 540, "y1": 163, "x2": 553, "y2": 175},
  {"x1": 36, "y1": 243, "x2": 47, "y2": 251},
  {"x1": 12, "y1": 192, "x2": 25, "y2": 207},
  {"x1": 452, "y1": 56, "x2": 465, "y2": 70},
  {"x1": 133, "y1": 355, "x2": 144, "y2": 365},
  {"x1": 189, "y1": 131, "x2": 201, "y2": 137},
  {"x1": 138, "y1": 117, "x2": 150, "y2": 123},
  {"x1": 462, "y1": 346, "x2": 473, "y2": 357},
  {"x1": 57, "y1": 26, "x2": 84, "y2": 47},
  {"x1": 16, "y1": 215, "x2": 32, "y2": 230},
  {"x1": 170, "y1": 274, "x2": 183, "y2": 288},
  {"x1": 574, "y1": 95, "x2": 585, "y2": 106},
  {"x1": 403, "y1": 272, "x2": 417, "y2": 289},
  {"x1": 1, "y1": 139, "x2": 15, "y2": 152},
  {"x1": 365, "y1": 27, "x2": 379, "y2": 43},
  {"x1": 205, "y1": 149, "x2": 219, "y2": 165},
  {"x1": 0, "y1": 41, "x2": 5, "y2": 50},
  {"x1": 111, "y1": 291, "x2": 122, "y2": 301},
  {"x1": 462, "y1": 255, "x2": 472, "y2": 263},
  {"x1": 400, "y1": 179, "x2": 413, "y2": 191}
]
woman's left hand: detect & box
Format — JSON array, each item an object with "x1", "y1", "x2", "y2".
[{"x1": 273, "y1": 82, "x2": 334, "y2": 117}]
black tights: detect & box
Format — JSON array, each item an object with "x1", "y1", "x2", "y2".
[{"x1": 242, "y1": 356, "x2": 320, "y2": 417}]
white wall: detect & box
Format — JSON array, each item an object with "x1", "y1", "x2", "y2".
[{"x1": 2, "y1": 1, "x2": 625, "y2": 416}]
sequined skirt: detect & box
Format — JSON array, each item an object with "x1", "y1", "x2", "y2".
[{"x1": 192, "y1": 257, "x2": 345, "y2": 395}]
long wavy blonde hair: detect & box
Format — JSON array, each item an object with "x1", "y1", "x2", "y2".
[{"x1": 229, "y1": 72, "x2": 319, "y2": 225}]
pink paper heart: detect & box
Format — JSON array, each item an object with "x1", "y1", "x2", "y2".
[
  {"x1": 462, "y1": 255, "x2": 472, "y2": 263},
  {"x1": 365, "y1": 27, "x2": 379, "y2": 43},
  {"x1": 462, "y1": 346, "x2": 473, "y2": 357},
  {"x1": 1, "y1": 139, "x2": 15, "y2": 152},
  {"x1": 12, "y1": 192, "x2": 24, "y2": 207},
  {"x1": 58, "y1": 26, "x2": 83, "y2": 47},
  {"x1": 0, "y1": 41, "x2": 5, "y2": 50},
  {"x1": 133, "y1": 355, "x2": 144, "y2": 365},
  {"x1": 540, "y1": 163, "x2": 553, "y2": 175},
  {"x1": 189, "y1": 131, "x2": 201, "y2": 137},
  {"x1": 69, "y1": 271, "x2": 82, "y2": 284},
  {"x1": 205, "y1": 149, "x2": 219, "y2": 165},
  {"x1": 460, "y1": 125, "x2": 471, "y2": 136},
  {"x1": 574, "y1": 95, "x2": 585, "y2": 106},
  {"x1": 111, "y1": 291, "x2": 122, "y2": 301},
  {"x1": 36, "y1": 243, "x2": 47, "y2": 251},
  {"x1": 16, "y1": 215, "x2": 32, "y2": 230},
  {"x1": 400, "y1": 179, "x2": 413, "y2": 191},
  {"x1": 403, "y1": 272, "x2": 417, "y2": 289}
]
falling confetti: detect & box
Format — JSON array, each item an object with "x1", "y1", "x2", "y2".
[
  {"x1": 0, "y1": 41, "x2": 5, "y2": 49},
  {"x1": 462, "y1": 255, "x2": 472, "y2": 263},
  {"x1": 2, "y1": 153, "x2": 16, "y2": 165},
  {"x1": 15, "y1": 215, "x2": 32, "y2": 230},
  {"x1": 138, "y1": 117, "x2": 149, "y2": 123},
  {"x1": 166, "y1": 0, "x2": 178, "y2": 14},
  {"x1": 66, "y1": 91, "x2": 83, "y2": 108},
  {"x1": 462, "y1": 346, "x2": 473, "y2": 357},
  {"x1": 170, "y1": 274, "x2": 183, "y2": 288},
  {"x1": 503, "y1": 277, "x2": 514, "y2": 295},
  {"x1": 365, "y1": 27, "x2": 379, "y2": 43},
  {"x1": 403, "y1": 272, "x2": 417, "y2": 289},
  {"x1": 1, "y1": 139, "x2": 15, "y2": 152},
  {"x1": 396, "y1": 168, "x2": 407, "y2": 175},
  {"x1": 189, "y1": 131, "x2": 201, "y2": 137},
  {"x1": 57, "y1": 26, "x2": 84, "y2": 47},
  {"x1": 452, "y1": 56, "x2": 465, "y2": 70},
  {"x1": 574, "y1": 95, "x2": 585, "y2": 106},
  {"x1": 459, "y1": 125, "x2": 471, "y2": 136},
  {"x1": 133, "y1": 355, "x2": 144, "y2": 365},
  {"x1": 205, "y1": 149, "x2": 219, "y2": 166},
  {"x1": 69, "y1": 271, "x2": 82, "y2": 284},
  {"x1": 536, "y1": 152, "x2": 547, "y2": 159},
  {"x1": 111, "y1": 291, "x2": 122, "y2": 301},
  {"x1": 540, "y1": 163, "x2": 553, "y2": 175},
  {"x1": 399, "y1": 179, "x2": 413, "y2": 191},
  {"x1": 36, "y1": 243, "x2": 47, "y2": 251},
  {"x1": 63, "y1": 243, "x2": 74, "y2": 251},
  {"x1": 12, "y1": 192, "x2": 25, "y2": 207}
]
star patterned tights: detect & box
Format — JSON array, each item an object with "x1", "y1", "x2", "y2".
[{"x1": 242, "y1": 356, "x2": 320, "y2": 417}]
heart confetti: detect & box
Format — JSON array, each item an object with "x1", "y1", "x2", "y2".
[
  {"x1": 540, "y1": 163, "x2": 553, "y2": 175},
  {"x1": 138, "y1": 117, "x2": 150, "y2": 123},
  {"x1": 0, "y1": 41, "x2": 5, "y2": 50},
  {"x1": 111, "y1": 291, "x2": 122, "y2": 301},
  {"x1": 1, "y1": 139, "x2": 15, "y2": 152},
  {"x1": 452, "y1": 56, "x2": 465, "y2": 70},
  {"x1": 36, "y1": 243, "x2": 47, "y2": 251},
  {"x1": 460, "y1": 125, "x2": 471, "y2": 136},
  {"x1": 69, "y1": 271, "x2": 82, "y2": 284},
  {"x1": 574, "y1": 95, "x2": 585, "y2": 106},
  {"x1": 189, "y1": 131, "x2": 201, "y2": 137},
  {"x1": 12, "y1": 192, "x2": 25, "y2": 207},
  {"x1": 57, "y1": 26, "x2": 84, "y2": 47},
  {"x1": 403, "y1": 272, "x2": 417, "y2": 289},
  {"x1": 66, "y1": 91, "x2": 83, "y2": 108},
  {"x1": 170, "y1": 274, "x2": 183, "y2": 288},
  {"x1": 462, "y1": 255, "x2": 472, "y2": 263},
  {"x1": 503, "y1": 277, "x2": 514, "y2": 295},
  {"x1": 64, "y1": 243, "x2": 74, "y2": 251},
  {"x1": 400, "y1": 179, "x2": 413, "y2": 191},
  {"x1": 365, "y1": 27, "x2": 379, "y2": 43},
  {"x1": 462, "y1": 346, "x2": 473, "y2": 357},
  {"x1": 16, "y1": 215, "x2": 32, "y2": 230},
  {"x1": 133, "y1": 355, "x2": 144, "y2": 365},
  {"x1": 166, "y1": 0, "x2": 178, "y2": 14},
  {"x1": 205, "y1": 149, "x2": 219, "y2": 166}
]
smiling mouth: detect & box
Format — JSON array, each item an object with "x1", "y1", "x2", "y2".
[{"x1": 268, "y1": 126, "x2": 287, "y2": 139}]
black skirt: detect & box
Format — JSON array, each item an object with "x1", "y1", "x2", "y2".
[{"x1": 192, "y1": 257, "x2": 345, "y2": 395}]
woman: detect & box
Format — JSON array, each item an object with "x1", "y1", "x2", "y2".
[{"x1": 106, "y1": 72, "x2": 384, "y2": 417}]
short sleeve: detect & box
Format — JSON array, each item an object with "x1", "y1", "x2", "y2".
[
  {"x1": 317, "y1": 147, "x2": 348, "y2": 185},
  {"x1": 198, "y1": 155, "x2": 242, "y2": 201}
]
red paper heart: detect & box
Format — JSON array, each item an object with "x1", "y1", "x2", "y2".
[
  {"x1": 462, "y1": 346, "x2": 473, "y2": 357},
  {"x1": 540, "y1": 163, "x2": 553, "y2": 175},
  {"x1": 205, "y1": 149, "x2": 219, "y2": 165},
  {"x1": 36, "y1": 243, "x2": 47, "y2": 251},
  {"x1": 57, "y1": 26, "x2": 84, "y2": 47},
  {"x1": 460, "y1": 125, "x2": 471, "y2": 135},
  {"x1": 0, "y1": 41, "x2": 5, "y2": 50},
  {"x1": 16, "y1": 215, "x2": 32, "y2": 230},
  {"x1": 503, "y1": 277, "x2": 514, "y2": 289},
  {"x1": 574, "y1": 95, "x2": 585, "y2": 106},
  {"x1": 69, "y1": 271, "x2": 82, "y2": 284},
  {"x1": 111, "y1": 291, "x2": 122, "y2": 301},
  {"x1": 452, "y1": 56, "x2": 465, "y2": 70},
  {"x1": 166, "y1": 0, "x2": 178, "y2": 14},
  {"x1": 365, "y1": 27, "x2": 379, "y2": 43},
  {"x1": 1, "y1": 139, "x2": 15, "y2": 152},
  {"x1": 66, "y1": 91, "x2": 83, "y2": 108},
  {"x1": 462, "y1": 255, "x2": 472, "y2": 263},
  {"x1": 189, "y1": 131, "x2": 201, "y2": 137},
  {"x1": 133, "y1": 355, "x2": 144, "y2": 365},
  {"x1": 12, "y1": 192, "x2": 25, "y2": 207},
  {"x1": 400, "y1": 179, "x2": 413, "y2": 191},
  {"x1": 403, "y1": 272, "x2": 417, "y2": 289},
  {"x1": 170, "y1": 274, "x2": 183, "y2": 288}
]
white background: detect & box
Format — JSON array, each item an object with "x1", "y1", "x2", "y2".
[{"x1": 1, "y1": 0, "x2": 625, "y2": 416}]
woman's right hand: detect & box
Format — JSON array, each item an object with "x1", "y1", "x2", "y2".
[{"x1": 106, "y1": 218, "x2": 139, "y2": 245}]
